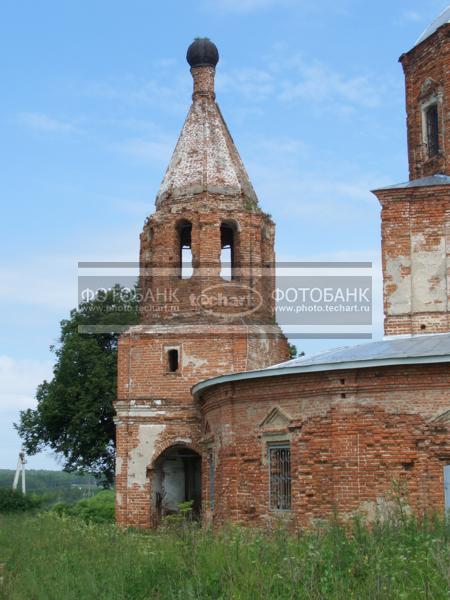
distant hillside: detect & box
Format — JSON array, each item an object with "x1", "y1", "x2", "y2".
[
  {"x1": 0, "y1": 469, "x2": 99, "y2": 504},
  {"x1": 0, "y1": 469, "x2": 96, "y2": 491}
]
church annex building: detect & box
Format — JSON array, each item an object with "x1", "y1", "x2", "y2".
[{"x1": 114, "y1": 12, "x2": 450, "y2": 528}]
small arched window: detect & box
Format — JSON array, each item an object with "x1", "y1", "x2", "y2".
[
  {"x1": 220, "y1": 221, "x2": 238, "y2": 280},
  {"x1": 176, "y1": 220, "x2": 193, "y2": 279}
]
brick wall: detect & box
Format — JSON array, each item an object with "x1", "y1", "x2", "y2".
[
  {"x1": 115, "y1": 325, "x2": 288, "y2": 527},
  {"x1": 116, "y1": 188, "x2": 289, "y2": 528},
  {"x1": 199, "y1": 363, "x2": 450, "y2": 526},
  {"x1": 374, "y1": 185, "x2": 450, "y2": 335},
  {"x1": 400, "y1": 23, "x2": 450, "y2": 179},
  {"x1": 139, "y1": 196, "x2": 277, "y2": 325},
  {"x1": 372, "y1": 23, "x2": 450, "y2": 336}
]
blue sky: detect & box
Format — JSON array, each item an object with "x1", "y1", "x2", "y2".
[{"x1": 1, "y1": 0, "x2": 448, "y2": 470}]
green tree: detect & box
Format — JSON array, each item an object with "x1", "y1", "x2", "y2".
[
  {"x1": 53, "y1": 489, "x2": 115, "y2": 523},
  {"x1": 0, "y1": 488, "x2": 42, "y2": 512},
  {"x1": 16, "y1": 286, "x2": 138, "y2": 485},
  {"x1": 288, "y1": 343, "x2": 298, "y2": 359}
]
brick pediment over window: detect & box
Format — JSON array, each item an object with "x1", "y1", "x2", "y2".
[
  {"x1": 431, "y1": 409, "x2": 450, "y2": 426},
  {"x1": 259, "y1": 407, "x2": 293, "y2": 432},
  {"x1": 418, "y1": 78, "x2": 440, "y2": 101}
]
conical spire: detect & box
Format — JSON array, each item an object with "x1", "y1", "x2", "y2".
[{"x1": 155, "y1": 39, "x2": 258, "y2": 207}]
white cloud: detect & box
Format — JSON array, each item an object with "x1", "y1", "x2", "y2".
[
  {"x1": 278, "y1": 60, "x2": 382, "y2": 109},
  {"x1": 243, "y1": 134, "x2": 389, "y2": 224},
  {"x1": 111, "y1": 198, "x2": 154, "y2": 217},
  {"x1": 207, "y1": 0, "x2": 285, "y2": 12},
  {"x1": 402, "y1": 10, "x2": 423, "y2": 22},
  {"x1": 0, "y1": 224, "x2": 140, "y2": 313},
  {"x1": 239, "y1": 132, "x2": 385, "y2": 340},
  {"x1": 18, "y1": 112, "x2": 80, "y2": 134},
  {"x1": 216, "y1": 50, "x2": 389, "y2": 113},
  {"x1": 110, "y1": 137, "x2": 173, "y2": 164},
  {"x1": 217, "y1": 68, "x2": 274, "y2": 101},
  {"x1": 0, "y1": 256, "x2": 77, "y2": 311},
  {"x1": 0, "y1": 356, "x2": 53, "y2": 412},
  {"x1": 250, "y1": 136, "x2": 310, "y2": 157},
  {"x1": 152, "y1": 57, "x2": 177, "y2": 69},
  {"x1": 398, "y1": 3, "x2": 450, "y2": 27},
  {"x1": 203, "y1": 0, "x2": 350, "y2": 15},
  {"x1": 255, "y1": 170, "x2": 380, "y2": 223},
  {"x1": 81, "y1": 73, "x2": 190, "y2": 115},
  {"x1": 75, "y1": 42, "x2": 389, "y2": 128}
]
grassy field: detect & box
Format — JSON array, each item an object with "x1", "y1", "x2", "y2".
[{"x1": 0, "y1": 512, "x2": 449, "y2": 599}]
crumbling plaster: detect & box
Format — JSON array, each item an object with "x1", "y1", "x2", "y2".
[{"x1": 127, "y1": 424, "x2": 166, "y2": 490}]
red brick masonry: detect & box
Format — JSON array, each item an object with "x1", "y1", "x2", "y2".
[
  {"x1": 197, "y1": 363, "x2": 450, "y2": 526},
  {"x1": 400, "y1": 23, "x2": 450, "y2": 180},
  {"x1": 374, "y1": 184, "x2": 450, "y2": 336}
]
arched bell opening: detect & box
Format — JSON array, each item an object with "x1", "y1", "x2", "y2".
[
  {"x1": 152, "y1": 445, "x2": 201, "y2": 519},
  {"x1": 220, "y1": 220, "x2": 239, "y2": 281},
  {"x1": 176, "y1": 219, "x2": 193, "y2": 279}
]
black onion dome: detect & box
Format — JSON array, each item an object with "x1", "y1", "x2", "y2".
[{"x1": 186, "y1": 38, "x2": 219, "y2": 68}]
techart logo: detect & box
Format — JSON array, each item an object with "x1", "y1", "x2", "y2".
[{"x1": 190, "y1": 283, "x2": 263, "y2": 318}]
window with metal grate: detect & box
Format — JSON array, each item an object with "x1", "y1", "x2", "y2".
[{"x1": 269, "y1": 445, "x2": 291, "y2": 510}]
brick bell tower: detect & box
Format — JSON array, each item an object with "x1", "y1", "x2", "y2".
[
  {"x1": 373, "y1": 12, "x2": 450, "y2": 336},
  {"x1": 115, "y1": 38, "x2": 289, "y2": 528}
]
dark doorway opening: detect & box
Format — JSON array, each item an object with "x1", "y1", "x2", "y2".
[{"x1": 153, "y1": 446, "x2": 201, "y2": 518}]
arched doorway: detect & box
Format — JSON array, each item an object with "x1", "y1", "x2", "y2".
[{"x1": 152, "y1": 446, "x2": 201, "y2": 518}]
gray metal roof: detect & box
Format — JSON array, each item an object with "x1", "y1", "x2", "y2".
[
  {"x1": 373, "y1": 174, "x2": 450, "y2": 192},
  {"x1": 269, "y1": 333, "x2": 450, "y2": 369},
  {"x1": 415, "y1": 7, "x2": 450, "y2": 47},
  {"x1": 192, "y1": 333, "x2": 450, "y2": 398}
]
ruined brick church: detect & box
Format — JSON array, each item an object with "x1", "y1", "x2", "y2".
[{"x1": 115, "y1": 13, "x2": 450, "y2": 528}]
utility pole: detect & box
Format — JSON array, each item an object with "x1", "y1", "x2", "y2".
[{"x1": 12, "y1": 449, "x2": 26, "y2": 494}]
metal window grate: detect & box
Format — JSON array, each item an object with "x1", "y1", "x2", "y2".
[
  {"x1": 269, "y1": 445, "x2": 291, "y2": 510},
  {"x1": 426, "y1": 104, "x2": 439, "y2": 158}
]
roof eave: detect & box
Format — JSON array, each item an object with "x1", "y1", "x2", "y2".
[
  {"x1": 401, "y1": 20, "x2": 450, "y2": 59},
  {"x1": 192, "y1": 354, "x2": 450, "y2": 400},
  {"x1": 371, "y1": 175, "x2": 450, "y2": 195}
]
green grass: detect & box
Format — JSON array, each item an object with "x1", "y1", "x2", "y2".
[{"x1": 0, "y1": 512, "x2": 449, "y2": 599}]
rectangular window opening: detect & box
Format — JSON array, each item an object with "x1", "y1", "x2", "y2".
[
  {"x1": 269, "y1": 444, "x2": 291, "y2": 511},
  {"x1": 426, "y1": 104, "x2": 439, "y2": 158},
  {"x1": 167, "y1": 349, "x2": 179, "y2": 372}
]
